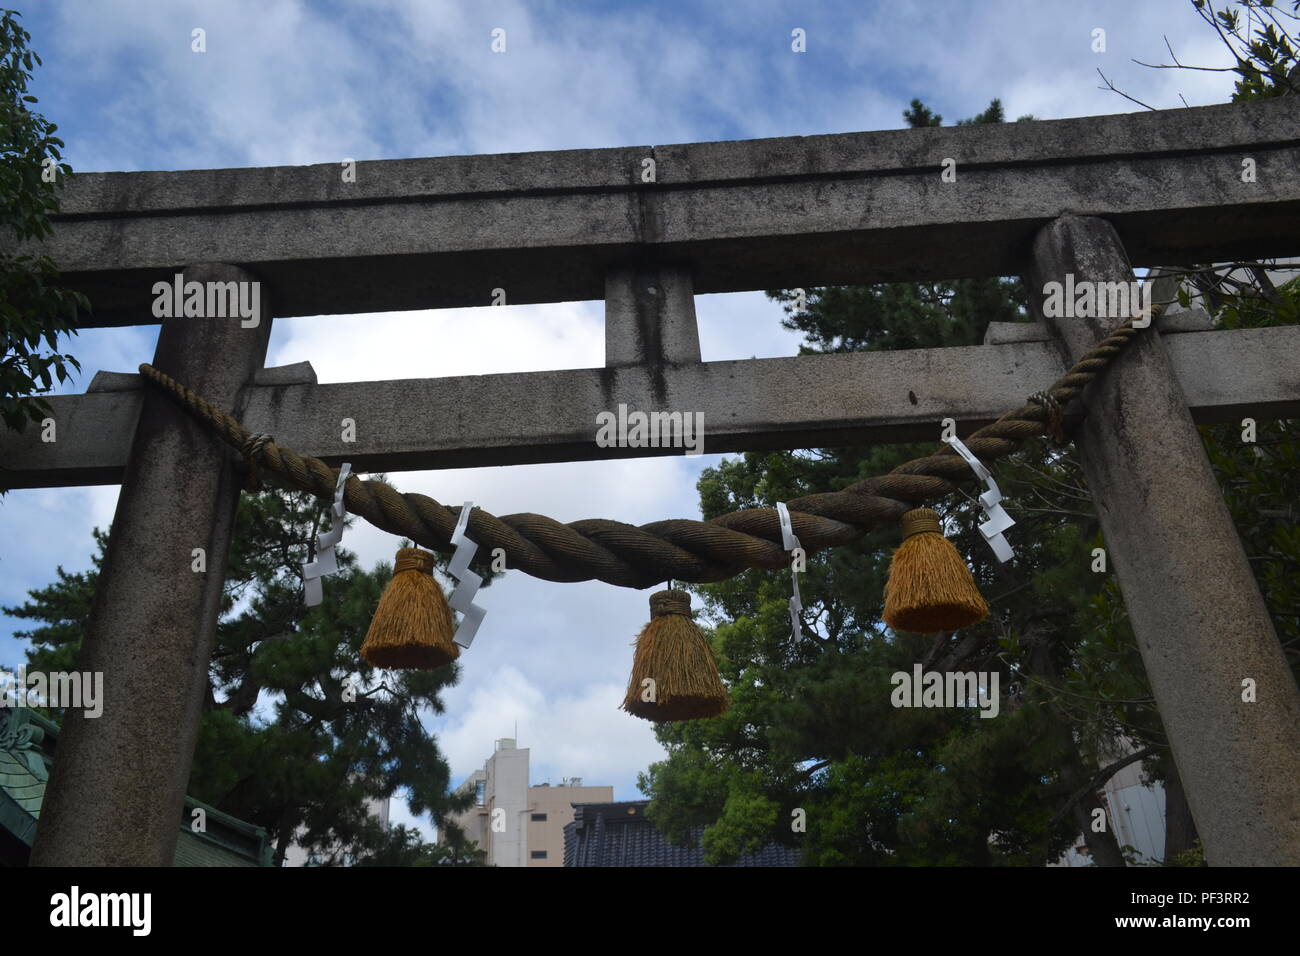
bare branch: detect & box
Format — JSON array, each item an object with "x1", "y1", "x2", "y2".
[
  {"x1": 1096, "y1": 67, "x2": 1159, "y2": 110},
  {"x1": 1049, "y1": 746, "x2": 1158, "y2": 827},
  {"x1": 1131, "y1": 59, "x2": 1236, "y2": 73}
]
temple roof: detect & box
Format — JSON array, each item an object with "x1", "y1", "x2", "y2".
[
  {"x1": 0, "y1": 707, "x2": 271, "y2": 866},
  {"x1": 563, "y1": 800, "x2": 799, "y2": 867}
]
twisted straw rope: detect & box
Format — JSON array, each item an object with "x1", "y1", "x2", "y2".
[{"x1": 138, "y1": 311, "x2": 1156, "y2": 589}]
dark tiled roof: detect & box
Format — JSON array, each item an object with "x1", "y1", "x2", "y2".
[
  {"x1": 174, "y1": 824, "x2": 266, "y2": 867},
  {"x1": 563, "y1": 800, "x2": 799, "y2": 867}
]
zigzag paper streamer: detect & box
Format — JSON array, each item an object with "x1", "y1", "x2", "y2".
[
  {"x1": 447, "y1": 501, "x2": 487, "y2": 648},
  {"x1": 776, "y1": 501, "x2": 804, "y2": 641},
  {"x1": 303, "y1": 463, "x2": 351, "y2": 606},
  {"x1": 943, "y1": 436, "x2": 1015, "y2": 562}
]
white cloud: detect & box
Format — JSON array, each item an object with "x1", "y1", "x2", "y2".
[
  {"x1": 431, "y1": 664, "x2": 664, "y2": 800},
  {"x1": 268, "y1": 301, "x2": 605, "y2": 382},
  {"x1": 836, "y1": 0, "x2": 1237, "y2": 124}
]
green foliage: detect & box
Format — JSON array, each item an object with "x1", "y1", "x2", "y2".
[
  {"x1": 955, "y1": 98, "x2": 1004, "y2": 125},
  {"x1": 1190, "y1": 0, "x2": 1300, "y2": 98},
  {"x1": 1167, "y1": 840, "x2": 1208, "y2": 867},
  {"x1": 901, "y1": 98, "x2": 941, "y2": 127},
  {"x1": 0, "y1": 9, "x2": 86, "y2": 441},
  {"x1": 4, "y1": 485, "x2": 482, "y2": 865},
  {"x1": 355, "y1": 822, "x2": 487, "y2": 866}
]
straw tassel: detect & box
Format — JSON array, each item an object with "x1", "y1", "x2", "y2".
[
  {"x1": 883, "y1": 508, "x2": 988, "y2": 633},
  {"x1": 360, "y1": 547, "x2": 459, "y2": 669},
  {"x1": 622, "y1": 589, "x2": 729, "y2": 722}
]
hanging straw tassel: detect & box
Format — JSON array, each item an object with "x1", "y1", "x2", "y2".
[
  {"x1": 622, "y1": 589, "x2": 729, "y2": 722},
  {"x1": 360, "y1": 547, "x2": 459, "y2": 669},
  {"x1": 883, "y1": 508, "x2": 988, "y2": 633}
]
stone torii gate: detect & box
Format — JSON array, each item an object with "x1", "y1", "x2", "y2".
[{"x1": 4, "y1": 96, "x2": 1299, "y2": 867}]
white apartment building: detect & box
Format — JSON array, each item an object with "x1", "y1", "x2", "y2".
[{"x1": 444, "y1": 738, "x2": 613, "y2": 867}]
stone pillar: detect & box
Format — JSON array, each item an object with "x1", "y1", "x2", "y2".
[
  {"x1": 31, "y1": 264, "x2": 272, "y2": 866},
  {"x1": 1026, "y1": 216, "x2": 1300, "y2": 866},
  {"x1": 604, "y1": 265, "x2": 701, "y2": 367}
]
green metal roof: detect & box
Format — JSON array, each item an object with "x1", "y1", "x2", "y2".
[{"x1": 0, "y1": 707, "x2": 272, "y2": 866}]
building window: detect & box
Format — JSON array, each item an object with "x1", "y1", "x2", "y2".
[
  {"x1": 530, "y1": 850, "x2": 548, "y2": 859},
  {"x1": 475, "y1": 780, "x2": 486, "y2": 807},
  {"x1": 530, "y1": 813, "x2": 547, "y2": 822}
]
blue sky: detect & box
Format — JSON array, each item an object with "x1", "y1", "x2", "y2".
[{"x1": 1, "y1": 0, "x2": 1239, "y2": 839}]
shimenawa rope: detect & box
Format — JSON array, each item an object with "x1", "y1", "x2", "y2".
[{"x1": 137, "y1": 311, "x2": 1157, "y2": 590}]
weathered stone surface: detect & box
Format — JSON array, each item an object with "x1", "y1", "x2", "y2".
[
  {"x1": 1028, "y1": 216, "x2": 1300, "y2": 867},
  {"x1": 604, "y1": 266, "x2": 701, "y2": 369},
  {"x1": 86, "y1": 370, "x2": 143, "y2": 392},
  {"x1": 4, "y1": 325, "x2": 1297, "y2": 490},
  {"x1": 29, "y1": 264, "x2": 271, "y2": 866},
  {"x1": 252, "y1": 361, "x2": 317, "y2": 386},
  {"x1": 25, "y1": 98, "x2": 1300, "y2": 325},
  {"x1": 983, "y1": 307, "x2": 1213, "y2": 344}
]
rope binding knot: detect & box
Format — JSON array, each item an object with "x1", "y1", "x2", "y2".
[
  {"x1": 1027, "y1": 391, "x2": 1068, "y2": 446},
  {"x1": 240, "y1": 432, "x2": 274, "y2": 491}
]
